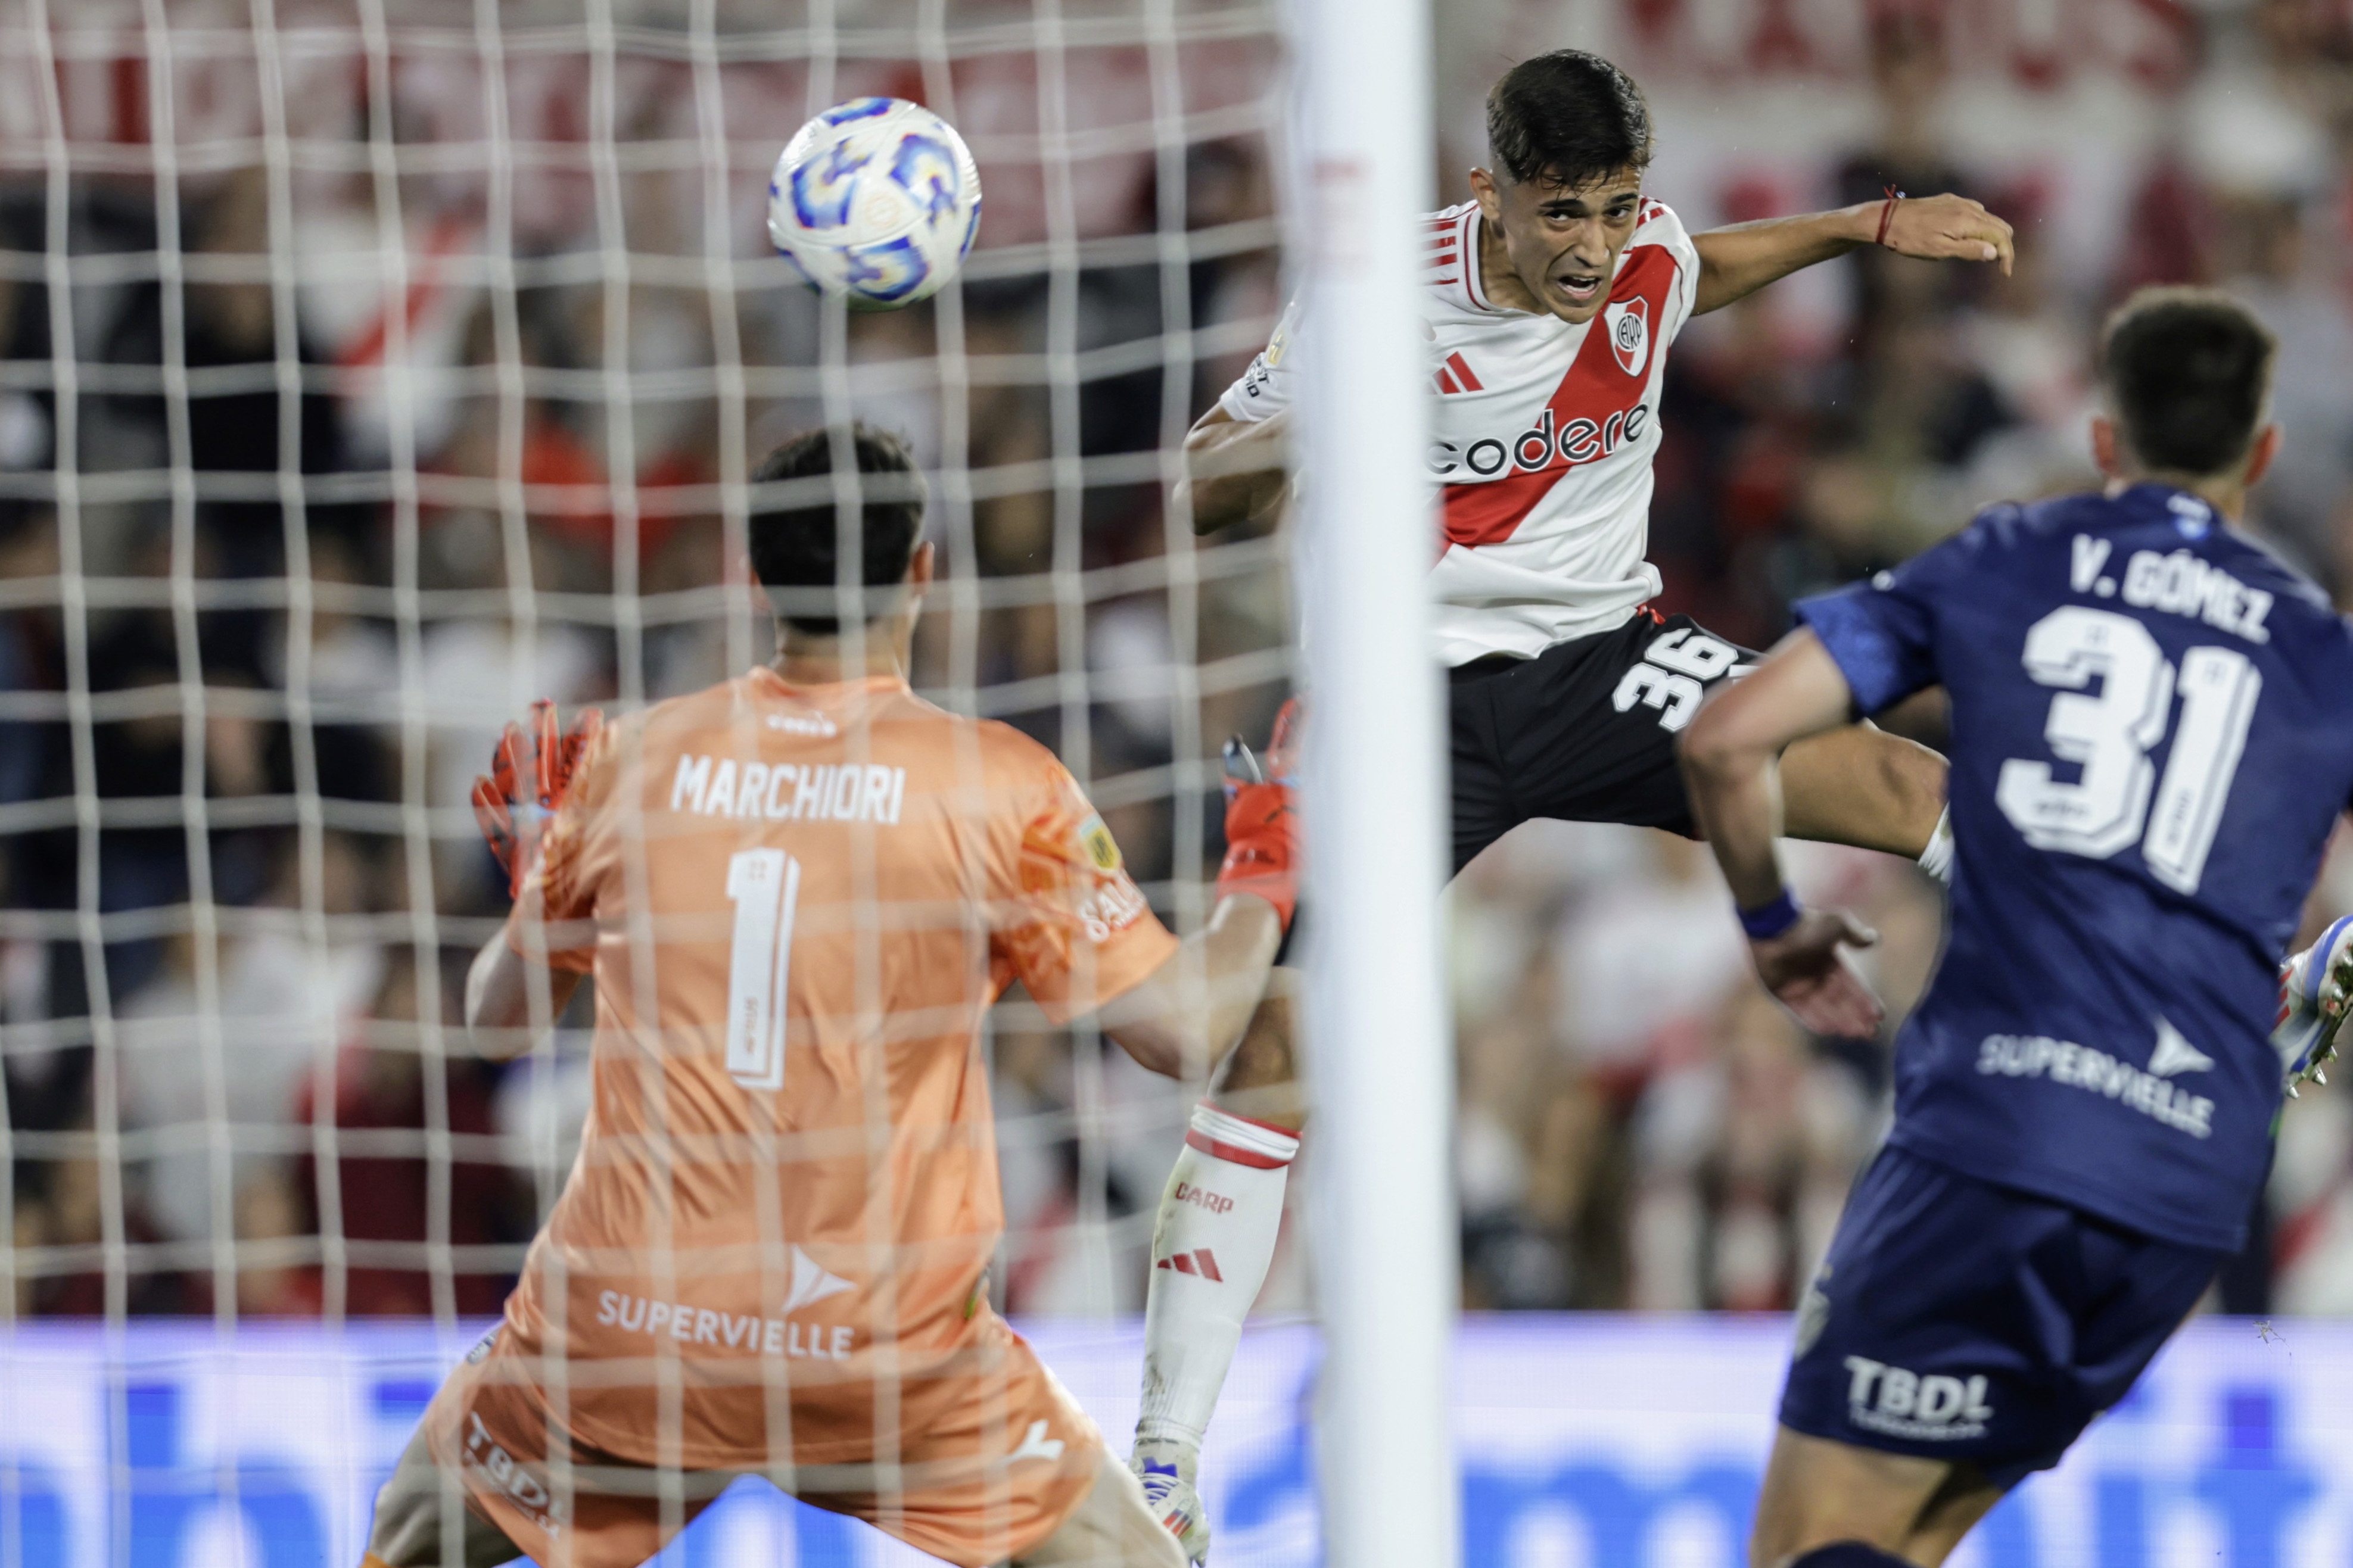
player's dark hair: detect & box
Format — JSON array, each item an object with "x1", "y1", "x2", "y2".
[
  {"x1": 2100, "y1": 288, "x2": 2276, "y2": 478},
  {"x1": 748, "y1": 423, "x2": 926, "y2": 634},
  {"x1": 1486, "y1": 51, "x2": 1654, "y2": 191}
]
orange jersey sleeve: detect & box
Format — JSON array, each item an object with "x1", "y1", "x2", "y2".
[{"x1": 992, "y1": 759, "x2": 1176, "y2": 1024}]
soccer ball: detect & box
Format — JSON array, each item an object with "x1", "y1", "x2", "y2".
[{"x1": 766, "y1": 98, "x2": 982, "y2": 309}]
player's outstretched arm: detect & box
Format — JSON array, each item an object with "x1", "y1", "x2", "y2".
[
  {"x1": 1691, "y1": 193, "x2": 2014, "y2": 316},
  {"x1": 1097, "y1": 892, "x2": 1286, "y2": 1079},
  {"x1": 1177, "y1": 406, "x2": 1291, "y2": 536},
  {"x1": 1679, "y1": 631, "x2": 1885, "y2": 1039}
]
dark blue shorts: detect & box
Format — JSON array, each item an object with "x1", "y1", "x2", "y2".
[{"x1": 1779, "y1": 1143, "x2": 2221, "y2": 1489}]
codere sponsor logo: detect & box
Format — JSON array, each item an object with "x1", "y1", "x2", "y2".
[
  {"x1": 1843, "y1": 1357, "x2": 1994, "y2": 1442},
  {"x1": 1428, "y1": 402, "x2": 1651, "y2": 479}
]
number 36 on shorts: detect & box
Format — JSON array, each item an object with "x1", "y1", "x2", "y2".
[{"x1": 1611, "y1": 628, "x2": 1750, "y2": 732}]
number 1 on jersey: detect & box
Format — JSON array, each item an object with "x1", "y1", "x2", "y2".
[{"x1": 725, "y1": 848, "x2": 802, "y2": 1090}]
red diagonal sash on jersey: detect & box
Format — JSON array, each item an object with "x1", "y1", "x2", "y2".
[{"x1": 1440, "y1": 242, "x2": 1682, "y2": 551}]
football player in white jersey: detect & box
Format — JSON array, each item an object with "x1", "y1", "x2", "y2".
[{"x1": 1128, "y1": 49, "x2": 2017, "y2": 1561}]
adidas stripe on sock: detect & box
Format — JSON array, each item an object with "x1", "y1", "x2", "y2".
[{"x1": 1135, "y1": 1102, "x2": 1299, "y2": 1449}]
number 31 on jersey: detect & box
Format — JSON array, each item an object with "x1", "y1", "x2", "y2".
[{"x1": 1996, "y1": 605, "x2": 2259, "y2": 896}]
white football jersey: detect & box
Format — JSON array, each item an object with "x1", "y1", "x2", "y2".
[{"x1": 1221, "y1": 197, "x2": 1702, "y2": 665}]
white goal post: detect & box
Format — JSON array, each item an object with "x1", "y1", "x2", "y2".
[{"x1": 1289, "y1": 0, "x2": 1458, "y2": 1565}]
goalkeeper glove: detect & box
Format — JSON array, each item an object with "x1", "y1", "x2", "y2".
[
  {"x1": 1216, "y1": 697, "x2": 1300, "y2": 931},
  {"x1": 2276, "y1": 914, "x2": 2353, "y2": 1096},
  {"x1": 471, "y1": 699, "x2": 605, "y2": 900}
]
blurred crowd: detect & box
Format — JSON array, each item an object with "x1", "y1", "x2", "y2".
[
  {"x1": 18, "y1": 0, "x2": 2353, "y2": 1326},
  {"x1": 1449, "y1": 0, "x2": 2353, "y2": 1316}
]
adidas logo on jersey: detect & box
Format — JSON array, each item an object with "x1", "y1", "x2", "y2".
[
  {"x1": 1433, "y1": 351, "x2": 1484, "y2": 395},
  {"x1": 1430, "y1": 403, "x2": 1653, "y2": 480},
  {"x1": 1842, "y1": 1357, "x2": 1993, "y2": 1442}
]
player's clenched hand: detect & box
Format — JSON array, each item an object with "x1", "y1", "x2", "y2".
[
  {"x1": 471, "y1": 699, "x2": 605, "y2": 900},
  {"x1": 1879, "y1": 193, "x2": 2015, "y2": 277},
  {"x1": 1750, "y1": 906, "x2": 1884, "y2": 1039},
  {"x1": 1216, "y1": 697, "x2": 1302, "y2": 930}
]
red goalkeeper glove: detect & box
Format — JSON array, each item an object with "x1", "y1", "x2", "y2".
[
  {"x1": 471, "y1": 699, "x2": 605, "y2": 899},
  {"x1": 1216, "y1": 697, "x2": 1301, "y2": 931}
]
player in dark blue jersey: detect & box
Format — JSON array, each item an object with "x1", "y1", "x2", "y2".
[{"x1": 1678, "y1": 287, "x2": 2353, "y2": 1568}]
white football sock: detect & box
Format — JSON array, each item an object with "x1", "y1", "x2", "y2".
[
  {"x1": 1135, "y1": 1102, "x2": 1299, "y2": 1451},
  {"x1": 1917, "y1": 808, "x2": 1954, "y2": 883}
]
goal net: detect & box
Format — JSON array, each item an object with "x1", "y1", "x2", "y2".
[{"x1": 0, "y1": 0, "x2": 1301, "y2": 1550}]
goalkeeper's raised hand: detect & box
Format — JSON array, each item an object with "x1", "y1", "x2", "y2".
[
  {"x1": 1217, "y1": 697, "x2": 1302, "y2": 930},
  {"x1": 471, "y1": 699, "x2": 605, "y2": 900}
]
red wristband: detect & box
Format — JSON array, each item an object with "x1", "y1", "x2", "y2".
[{"x1": 1875, "y1": 185, "x2": 1906, "y2": 248}]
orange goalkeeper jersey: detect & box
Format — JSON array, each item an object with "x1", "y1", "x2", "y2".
[{"x1": 488, "y1": 666, "x2": 1175, "y2": 1472}]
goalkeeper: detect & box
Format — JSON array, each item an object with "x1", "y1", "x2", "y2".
[{"x1": 359, "y1": 424, "x2": 1299, "y2": 1568}]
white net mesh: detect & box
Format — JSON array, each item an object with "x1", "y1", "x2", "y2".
[{"x1": 0, "y1": 0, "x2": 1294, "y2": 1344}]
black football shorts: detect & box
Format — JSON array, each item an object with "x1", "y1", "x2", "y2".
[{"x1": 1448, "y1": 609, "x2": 1758, "y2": 874}]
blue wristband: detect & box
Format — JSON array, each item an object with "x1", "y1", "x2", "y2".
[{"x1": 1738, "y1": 889, "x2": 1802, "y2": 942}]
